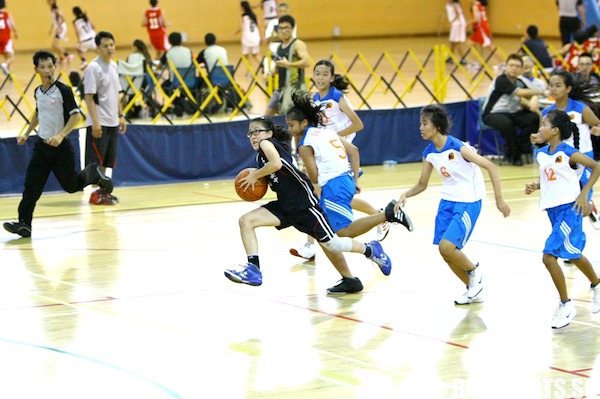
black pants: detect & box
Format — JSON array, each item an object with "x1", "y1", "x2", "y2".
[
  {"x1": 482, "y1": 111, "x2": 539, "y2": 162},
  {"x1": 18, "y1": 138, "x2": 98, "y2": 225},
  {"x1": 559, "y1": 16, "x2": 581, "y2": 45}
]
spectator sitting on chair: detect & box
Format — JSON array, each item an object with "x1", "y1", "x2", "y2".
[
  {"x1": 521, "y1": 25, "x2": 553, "y2": 69},
  {"x1": 520, "y1": 55, "x2": 548, "y2": 93},
  {"x1": 196, "y1": 33, "x2": 228, "y2": 73},
  {"x1": 160, "y1": 32, "x2": 194, "y2": 116},
  {"x1": 482, "y1": 53, "x2": 546, "y2": 166},
  {"x1": 576, "y1": 52, "x2": 600, "y2": 96},
  {"x1": 161, "y1": 32, "x2": 193, "y2": 71}
]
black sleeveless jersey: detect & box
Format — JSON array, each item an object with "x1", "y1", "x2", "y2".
[{"x1": 257, "y1": 138, "x2": 318, "y2": 212}]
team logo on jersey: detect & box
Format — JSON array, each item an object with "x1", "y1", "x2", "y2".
[
  {"x1": 448, "y1": 152, "x2": 455, "y2": 161},
  {"x1": 326, "y1": 103, "x2": 333, "y2": 109},
  {"x1": 556, "y1": 155, "x2": 563, "y2": 163},
  {"x1": 570, "y1": 113, "x2": 575, "y2": 120}
]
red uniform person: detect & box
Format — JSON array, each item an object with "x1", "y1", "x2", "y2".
[
  {"x1": 142, "y1": 0, "x2": 169, "y2": 60},
  {"x1": 0, "y1": 0, "x2": 18, "y2": 75},
  {"x1": 469, "y1": 0, "x2": 492, "y2": 48}
]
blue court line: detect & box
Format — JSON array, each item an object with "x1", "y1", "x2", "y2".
[{"x1": 0, "y1": 337, "x2": 183, "y2": 398}]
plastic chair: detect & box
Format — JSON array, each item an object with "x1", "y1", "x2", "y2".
[{"x1": 208, "y1": 65, "x2": 249, "y2": 117}]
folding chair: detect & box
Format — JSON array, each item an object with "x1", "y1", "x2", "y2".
[
  {"x1": 158, "y1": 60, "x2": 212, "y2": 122},
  {"x1": 208, "y1": 63, "x2": 250, "y2": 119}
]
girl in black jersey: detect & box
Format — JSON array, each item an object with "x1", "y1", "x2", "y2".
[{"x1": 224, "y1": 116, "x2": 393, "y2": 294}]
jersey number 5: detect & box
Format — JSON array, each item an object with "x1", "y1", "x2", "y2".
[{"x1": 329, "y1": 139, "x2": 347, "y2": 159}]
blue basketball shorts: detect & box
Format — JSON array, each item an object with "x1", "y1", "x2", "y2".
[
  {"x1": 544, "y1": 202, "x2": 586, "y2": 260},
  {"x1": 434, "y1": 199, "x2": 482, "y2": 250},
  {"x1": 320, "y1": 173, "x2": 355, "y2": 233},
  {"x1": 580, "y1": 150, "x2": 594, "y2": 202}
]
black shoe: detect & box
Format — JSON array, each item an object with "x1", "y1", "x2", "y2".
[
  {"x1": 96, "y1": 166, "x2": 113, "y2": 194},
  {"x1": 326, "y1": 277, "x2": 364, "y2": 294},
  {"x1": 4, "y1": 221, "x2": 32, "y2": 237},
  {"x1": 512, "y1": 157, "x2": 524, "y2": 166},
  {"x1": 384, "y1": 199, "x2": 414, "y2": 231}
]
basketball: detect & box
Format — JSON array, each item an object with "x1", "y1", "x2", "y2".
[{"x1": 234, "y1": 168, "x2": 268, "y2": 201}]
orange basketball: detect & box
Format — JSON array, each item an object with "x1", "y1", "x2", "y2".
[{"x1": 234, "y1": 168, "x2": 268, "y2": 201}]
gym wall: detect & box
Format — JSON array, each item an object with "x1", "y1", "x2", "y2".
[{"x1": 12, "y1": 0, "x2": 557, "y2": 51}]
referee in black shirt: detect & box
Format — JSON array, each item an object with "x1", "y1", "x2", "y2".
[{"x1": 3, "y1": 50, "x2": 112, "y2": 238}]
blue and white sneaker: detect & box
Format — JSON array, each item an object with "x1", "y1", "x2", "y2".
[
  {"x1": 367, "y1": 240, "x2": 392, "y2": 275},
  {"x1": 224, "y1": 263, "x2": 263, "y2": 286}
]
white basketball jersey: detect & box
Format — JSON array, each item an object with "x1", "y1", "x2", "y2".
[
  {"x1": 74, "y1": 17, "x2": 95, "y2": 42},
  {"x1": 536, "y1": 142, "x2": 583, "y2": 210},
  {"x1": 423, "y1": 136, "x2": 485, "y2": 202},
  {"x1": 313, "y1": 87, "x2": 354, "y2": 141},
  {"x1": 542, "y1": 99, "x2": 593, "y2": 153},
  {"x1": 299, "y1": 126, "x2": 350, "y2": 187}
]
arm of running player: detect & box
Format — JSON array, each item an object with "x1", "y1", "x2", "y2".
[
  {"x1": 571, "y1": 151, "x2": 600, "y2": 214},
  {"x1": 525, "y1": 180, "x2": 540, "y2": 194},
  {"x1": 340, "y1": 137, "x2": 361, "y2": 193},
  {"x1": 394, "y1": 158, "x2": 433, "y2": 213},
  {"x1": 462, "y1": 146, "x2": 511, "y2": 217},
  {"x1": 18, "y1": 111, "x2": 39, "y2": 145},
  {"x1": 241, "y1": 139, "x2": 282, "y2": 189},
  {"x1": 46, "y1": 112, "x2": 82, "y2": 147},
  {"x1": 298, "y1": 144, "x2": 319, "y2": 185},
  {"x1": 337, "y1": 95, "x2": 364, "y2": 138},
  {"x1": 582, "y1": 106, "x2": 600, "y2": 136}
]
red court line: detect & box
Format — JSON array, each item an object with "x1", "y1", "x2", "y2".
[
  {"x1": 227, "y1": 290, "x2": 471, "y2": 349},
  {"x1": 6, "y1": 286, "x2": 598, "y2": 380},
  {"x1": 549, "y1": 366, "x2": 590, "y2": 378}
]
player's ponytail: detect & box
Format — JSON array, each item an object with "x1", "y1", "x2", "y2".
[
  {"x1": 332, "y1": 74, "x2": 350, "y2": 92},
  {"x1": 286, "y1": 90, "x2": 323, "y2": 127},
  {"x1": 272, "y1": 125, "x2": 292, "y2": 152},
  {"x1": 570, "y1": 121, "x2": 580, "y2": 150}
]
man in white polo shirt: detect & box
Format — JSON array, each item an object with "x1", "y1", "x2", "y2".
[{"x1": 84, "y1": 31, "x2": 127, "y2": 205}]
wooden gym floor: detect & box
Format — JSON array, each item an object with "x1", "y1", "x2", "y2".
[{"x1": 2, "y1": 37, "x2": 599, "y2": 399}]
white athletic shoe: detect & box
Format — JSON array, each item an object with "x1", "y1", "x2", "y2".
[
  {"x1": 592, "y1": 283, "x2": 600, "y2": 314},
  {"x1": 376, "y1": 222, "x2": 390, "y2": 241},
  {"x1": 0, "y1": 63, "x2": 8, "y2": 75},
  {"x1": 289, "y1": 242, "x2": 316, "y2": 261},
  {"x1": 454, "y1": 291, "x2": 485, "y2": 305},
  {"x1": 466, "y1": 263, "x2": 483, "y2": 298},
  {"x1": 551, "y1": 301, "x2": 577, "y2": 329}
]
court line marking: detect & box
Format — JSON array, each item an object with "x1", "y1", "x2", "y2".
[
  {"x1": 0, "y1": 336, "x2": 184, "y2": 398},
  {"x1": 9, "y1": 274, "x2": 598, "y2": 390}
]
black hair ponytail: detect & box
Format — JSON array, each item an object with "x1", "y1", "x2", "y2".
[{"x1": 286, "y1": 91, "x2": 324, "y2": 127}]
